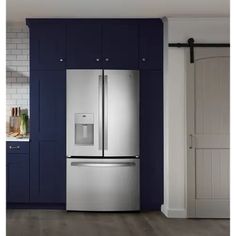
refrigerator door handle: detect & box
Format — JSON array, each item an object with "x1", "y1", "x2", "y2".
[
  {"x1": 98, "y1": 75, "x2": 103, "y2": 150},
  {"x1": 104, "y1": 75, "x2": 108, "y2": 150},
  {"x1": 70, "y1": 162, "x2": 136, "y2": 167}
]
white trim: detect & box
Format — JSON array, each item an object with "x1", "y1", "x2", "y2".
[{"x1": 161, "y1": 204, "x2": 187, "y2": 218}]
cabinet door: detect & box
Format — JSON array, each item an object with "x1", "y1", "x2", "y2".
[
  {"x1": 30, "y1": 23, "x2": 66, "y2": 70},
  {"x1": 102, "y1": 20, "x2": 138, "y2": 69},
  {"x1": 7, "y1": 154, "x2": 29, "y2": 203},
  {"x1": 140, "y1": 70, "x2": 163, "y2": 210},
  {"x1": 30, "y1": 70, "x2": 66, "y2": 203},
  {"x1": 67, "y1": 21, "x2": 102, "y2": 69},
  {"x1": 139, "y1": 20, "x2": 163, "y2": 70}
]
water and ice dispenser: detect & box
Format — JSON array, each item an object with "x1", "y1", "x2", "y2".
[{"x1": 75, "y1": 113, "x2": 94, "y2": 145}]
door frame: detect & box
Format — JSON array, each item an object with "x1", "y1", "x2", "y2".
[{"x1": 186, "y1": 47, "x2": 230, "y2": 218}]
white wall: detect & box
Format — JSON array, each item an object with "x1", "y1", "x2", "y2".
[
  {"x1": 162, "y1": 17, "x2": 230, "y2": 218},
  {"x1": 6, "y1": 23, "x2": 29, "y2": 133}
]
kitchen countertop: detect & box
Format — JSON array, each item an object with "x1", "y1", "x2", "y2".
[{"x1": 6, "y1": 136, "x2": 30, "y2": 142}]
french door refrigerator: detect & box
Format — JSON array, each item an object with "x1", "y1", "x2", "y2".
[{"x1": 66, "y1": 70, "x2": 140, "y2": 211}]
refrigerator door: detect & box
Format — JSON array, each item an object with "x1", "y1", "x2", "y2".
[
  {"x1": 104, "y1": 70, "x2": 139, "y2": 157},
  {"x1": 66, "y1": 158, "x2": 140, "y2": 211},
  {"x1": 67, "y1": 70, "x2": 103, "y2": 157}
]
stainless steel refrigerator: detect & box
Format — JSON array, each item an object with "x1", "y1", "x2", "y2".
[{"x1": 66, "y1": 70, "x2": 140, "y2": 211}]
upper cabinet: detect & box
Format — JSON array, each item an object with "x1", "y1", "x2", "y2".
[
  {"x1": 139, "y1": 20, "x2": 163, "y2": 70},
  {"x1": 27, "y1": 22, "x2": 66, "y2": 70},
  {"x1": 67, "y1": 21, "x2": 102, "y2": 69},
  {"x1": 66, "y1": 20, "x2": 139, "y2": 69},
  {"x1": 27, "y1": 19, "x2": 163, "y2": 70},
  {"x1": 102, "y1": 20, "x2": 138, "y2": 69}
]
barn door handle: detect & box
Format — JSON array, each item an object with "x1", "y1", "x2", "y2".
[{"x1": 189, "y1": 134, "x2": 193, "y2": 149}]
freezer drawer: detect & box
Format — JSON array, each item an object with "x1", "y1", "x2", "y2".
[{"x1": 66, "y1": 158, "x2": 140, "y2": 211}]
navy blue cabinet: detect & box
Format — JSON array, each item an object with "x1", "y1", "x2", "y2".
[
  {"x1": 67, "y1": 21, "x2": 102, "y2": 69},
  {"x1": 7, "y1": 142, "x2": 29, "y2": 203},
  {"x1": 30, "y1": 70, "x2": 66, "y2": 203},
  {"x1": 66, "y1": 20, "x2": 139, "y2": 69},
  {"x1": 139, "y1": 20, "x2": 163, "y2": 70},
  {"x1": 140, "y1": 70, "x2": 163, "y2": 210},
  {"x1": 26, "y1": 18, "x2": 164, "y2": 210},
  {"x1": 102, "y1": 20, "x2": 139, "y2": 69},
  {"x1": 28, "y1": 22, "x2": 66, "y2": 70}
]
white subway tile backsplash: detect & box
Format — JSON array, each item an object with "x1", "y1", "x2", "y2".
[
  {"x1": 17, "y1": 99, "x2": 28, "y2": 105},
  {"x1": 17, "y1": 77, "x2": 28, "y2": 83},
  {"x1": 22, "y1": 49, "x2": 29, "y2": 55},
  {"x1": 6, "y1": 49, "x2": 12, "y2": 55},
  {"x1": 7, "y1": 44, "x2": 17, "y2": 49},
  {"x1": 9, "y1": 60, "x2": 29, "y2": 66},
  {"x1": 6, "y1": 23, "x2": 30, "y2": 126},
  {"x1": 22, "y1": 38, "x2": 29, "y2": 43},
  {"x1": 7, "y1": 99, "x2": 17, "y2": 105},
  {"x1": 17, "y1": 43, "x2": 28, "y2": 49},
  {"x1": 11, "y1": 72, "x2": 20, "y2": 77},
  {"x1": 7, "y1": 55, "x2": 17, "y2": 61},
  {"x1": 7, "y1": 32, "x2": 17, "y2": 38},
  {"x1": 17, "y1": 55, "x2": 28, "y2": 60},
  {"x1": 7, "y1": 77, "x2": 17, "y2": 83},
  {"x1": 10, "y1": 49, "x2": 22, "y2": 55},
  {"x1": 17, "y1": 88, "x2": 28, "y2": 94},
  {"x1": 7, "y1": 88, "x2": 17, "y2": 94},
  {"x1": 7, "y1": 66, "x2": 17, "y2": 71},
  {"x1": 22, "y1": 94, "x2": 29, "y2": 99},
  {"x1": 21, "y1": 27, "x2": 29, "y2": 33},
  {"x1": 16, "y1": 66, "x2": 28, "y2": 72},
  {"x1": 17, "y1": 33, "x2": 28, "y2": 38},
  {"x1": 7, "y1": 38, "x2": 23, "y2": 43},
  {"x1": 12, "y1": 94, "x2": 22, "y2": 99}
]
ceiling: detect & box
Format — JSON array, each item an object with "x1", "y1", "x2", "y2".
[{"x1": 7, "y1": 0, "x2": 229, "y2": 22}]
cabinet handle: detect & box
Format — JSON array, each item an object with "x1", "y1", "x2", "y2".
[
  {"x1": 96, "y1": 58, "x2": 100, "y2": 62},
  {"x1": 9, "y1": 145, "x2": 20, "y2": 150},
  {"x1": 105, "y1": 58, "x2": 109, "y2": 62},
  {"x1": 59, "y1": 58, "x2": 64, "y2": 62},
  {"x1": 142, "y1": 58, "x2": 146, "y2": 62}
]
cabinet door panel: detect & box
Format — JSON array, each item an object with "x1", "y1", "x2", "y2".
[
  {"x1": 30, "y1": 23, "x2": 65, "y2": 70},
  {"x1": 30, "y1": 71, "x2": 66, "y2": 203},
  {"x1": 140, "y1": 70, "x2": 163, "y2": 210},
  {"x1": 67, "y1": 21, "x2": 102, "y2": 68},
  {"x1": 7, "y1": 154, "x2": 29, "y2": 203},
  {"x1": 139, "y1": 20, "x2": 163, "y2": 70},
  {"x1": 102, "y1": 20, "x2": 138, "y2": 69}
]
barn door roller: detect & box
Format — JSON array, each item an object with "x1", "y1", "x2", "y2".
[{"x1": 169, "y1": 38, "x2": 230, "y2": 63}]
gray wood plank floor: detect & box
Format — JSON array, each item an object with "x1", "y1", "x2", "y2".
[{"x1": 7, "y1": 210, "x2": 229, "y2": 236}]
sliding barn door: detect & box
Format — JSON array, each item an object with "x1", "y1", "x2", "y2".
[{"x1": 187, "y1": 48, "x2": 230, "y2": 218}]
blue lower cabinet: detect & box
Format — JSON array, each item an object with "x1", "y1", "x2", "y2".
[
  {"x1": 7, "y1": 154, "x2": 29, "y2": 203},
  {"x1": 140, "y1": 70, "x2": 163, "y2": 210}
]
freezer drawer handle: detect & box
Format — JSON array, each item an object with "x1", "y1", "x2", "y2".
[{"x1": 70, "y1": 162, "x2": 136, "y2": 167}]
